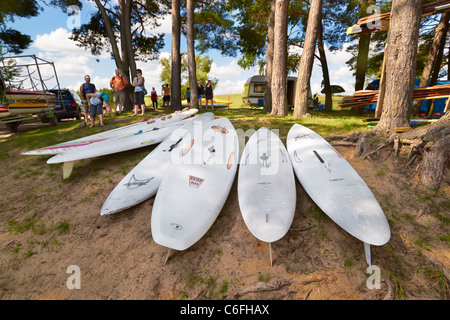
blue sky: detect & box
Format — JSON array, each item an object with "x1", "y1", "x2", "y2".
[{"x1": 5, "y1": 0, "x2": 356, "y2": 96}]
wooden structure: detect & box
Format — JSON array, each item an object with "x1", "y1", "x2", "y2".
[
  {"x1": 338, "y1": 84, "x2": 450, "y2": 109},
  {"x1": 346, "y1": 0, "x2": 450, "y2": 35},
  {"x1": 345, "y1": 1, "x2": 450, "y2": 117}
]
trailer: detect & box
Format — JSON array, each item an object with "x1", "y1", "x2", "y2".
[
  {"x1": 0, "y1": 55, "x2": 79, "y2": 132},
  {"x1": 241, "y1": 75, "x2": 314, "y2": 109}
]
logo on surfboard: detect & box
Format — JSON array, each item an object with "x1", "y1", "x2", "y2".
[
  {"x1": 295, "y1": 134, "x2": 314, "y2": 141},
  {"x1": 124, "y1": 174, "x2": 154, "y2": 189},
  {"x1": 294, "y1": 150, "x2": 302, "y2": 163},
  {"x1": 212, "y1": 125, "x2": 228, "y2": 134},
  {"x1": 189, "y1": 175, "x2": 204, "y2": 188}
]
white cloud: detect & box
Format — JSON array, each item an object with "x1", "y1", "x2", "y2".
[
  {"x1": 214, "y1": 79, "x2": 247, "y2": 96},
  {"x1": 32, "y1": 27, "x2": 104, "y2": 58},
  {"x1": 150, "y1": 14, "x2": 173, "y2": 35},
  {"x1": 304, "y1": 43, "x2": 355, "y2": 95},
  {"x1": 210, "y1": 60, "x2": 248, "y2": 79},
  {"x1": 52, "y1": 55, "x2": 92, "y2": 78},
  {"x1": 208, "y1": 59, "x2": 259, "y2": 95},
  {"x1": 135, "y1": 51, "x2": 170, "y2": 91},
  {"x1": 67, "y1": 76, "x2": 111, "y2": 92}
]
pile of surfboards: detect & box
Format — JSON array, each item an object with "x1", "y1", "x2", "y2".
[
  {"x1": 23, "y1": 114, "x2": 390, "y2": 266},
  {"x1": 106, "y1": 119, "x2": 388, "y2": 267},
  {"x1": 101, "y1": 112, "x2": 215, "y2": 215},
  {"x1": 151, "y1": 116, "x2": 239, "y2": 263},
  {"x1": 237, "y1": 125, "x2": 390, "y2": 267},
  {"x1": 23, "y1": 108, "x2": 199, "y2": 178}
]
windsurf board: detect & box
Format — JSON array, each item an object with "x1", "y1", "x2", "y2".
[
  {"x1": 286, "y1": 124, "x2": 390, "y2": 265},
  {"x1": 151, "y1": 117, "x2": 239, "y2": 254},
  {"x1": 23, "y1": 108, "x2": 197, "y2": 156},
  {"x1": 100, "y1": 112, "x2": 215, "y2": 215}
]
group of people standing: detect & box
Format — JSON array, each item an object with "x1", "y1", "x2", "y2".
[
  {"x1": 79, "y1": 69, "x2": 147, "y2": 127},
  {"x1": 79, "y1": 68, "x2": 215, "y2": 128},
  {"x1": 186, "y1": 80, "x2": 214, "y2": 110}
]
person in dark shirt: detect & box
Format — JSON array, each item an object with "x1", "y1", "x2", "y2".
[
  {"x1": 79, "y1": 75, "x2": 96, "y2": 124},
  {"x1": 204, "y1": 80, "x2": 214, "y2": 110},
  {"x1": 197, "y1": 81, "x2": 204, "y2": 108}
]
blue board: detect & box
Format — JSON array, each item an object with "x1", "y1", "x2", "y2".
[{"x1": 364, "y1": 79, "x2": 449, "y2": 116}]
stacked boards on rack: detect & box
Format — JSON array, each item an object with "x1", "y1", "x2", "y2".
[{"x1": 5, "y1": 90, "x2": 56, "y2": 114}]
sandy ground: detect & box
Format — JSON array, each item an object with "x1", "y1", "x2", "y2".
[{"x1": 0, "y1": 118, "x2": 448, "y2": 301}]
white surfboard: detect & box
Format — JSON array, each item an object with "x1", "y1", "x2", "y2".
[
  {"x1": 286, "y1": 124, "x2": 390, "y2": 265},
  {"x1": 151, "y1": 117, "x2": 239, "y2": 257},
  {"x1": 100, "y1": 112, "x2": 215, "y2": 215},
  {"x1": 46, "y1": 111, "x2": 201, "y2": 179},
  {"x1": 47, "y1": 119, "x2": 189, "y2": 164},
  {"x1": 23, "y1": 108, "x2": 197, "y2": 156},
  {"x1": 238, "y1": 127, "x2": 296, "y2": 265}
]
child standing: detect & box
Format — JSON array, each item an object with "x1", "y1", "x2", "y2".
[
  {"x1": 151, "y1": 87, "x2": 158, "y2": 109},
  {"x1": 186, "y1": 87, "x2": 190, "y2": 108}
]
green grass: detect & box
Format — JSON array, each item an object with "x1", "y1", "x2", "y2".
[
  {"x1": 182, "y1": 269, "x2": 230, "y2": 300},
  {"x1": 1, "y1": 95, "x2": 371, "y2": 162}
]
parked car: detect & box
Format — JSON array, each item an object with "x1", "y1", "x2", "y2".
[{"x1": 48, "y1": 88, "x2": 82, "y2": 121}]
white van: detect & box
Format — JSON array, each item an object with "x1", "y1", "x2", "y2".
[{"x1": 242, "y1": 75, "x2": 313, "y2": 109}]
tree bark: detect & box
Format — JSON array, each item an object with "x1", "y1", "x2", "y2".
[
  {"x1": 317, "y1": 17, "x2": 332, "y2": 112},
  {"x1": 94, "y1": 0, "x2": 126, "y2": 74},
  {"x1": 353, "y1": 1, "x2": 372, "y2": 115},
  {"x1": 353, "y1": 32, "x2": 371, "y2": 115},
  {"x1": 270, "y1": 0, "x2": 289, "y2": 116},
  {"x1": 293, "y1": 0, "x2": 322, "y2": 118},
  {"x1": 420, "y1": 127, "x2": 450, "y2": 187},
  {"x1": 411, "y1": 11, "x2": 450, "y2": 117},
  {"x1": 124, "y1": 0, "x2": 136, "y2": 79},
  {"x1": 120, "y1": 0, "x2": 135, "y2": 110},
  {"x1": 186, "y1": 0, "x2": 198, "y2": 109},
  {"x1": 264, "y1": 0, "x2": 276, "y2": 114},
  {"x1": 171, "y1": 0, "x2": 182, "y2": 111},
  {"x1": 376, "y1": 0, "x2": 423, "y2": 134},
  {"x1": 401, "y1": 112, "x2": 450, "y2": 188}
]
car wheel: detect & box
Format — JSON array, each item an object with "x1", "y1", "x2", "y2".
[{"x1": 49, "y1": 114, "x2": 58, "y2": 125}]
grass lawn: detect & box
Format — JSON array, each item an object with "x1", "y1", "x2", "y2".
[{"x1": 0, "y1": 93, "x2": 372, "y2": 159}]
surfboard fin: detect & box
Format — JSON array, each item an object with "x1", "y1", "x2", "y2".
[
  {"x1": 269, "y1": 242, "x2": 273, "y2": 268},
  {"x1": 364, "y1": 242, "x2": 371, "y2": 266},
  {"x1": 63, "y1": 161, "x2": 75, "y2": 179},
  {"x1": 164, "y1": 248, "x2": 172, "y2": 266}
]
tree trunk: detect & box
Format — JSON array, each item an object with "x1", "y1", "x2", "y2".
[
  {"x1": 124, "y1": 0, "x2": 136, "y2": 78},
  {"x1": 118, "y1": 0, "x2": 129, "y2": 77},
  {"x1": 293, "y1": 0, "x2": 322, "y2": 118},
  {"x1": 121, "y1": 0, "x2": 135, "y2": 110},
  {"x1": 96, "y1": 0, "x2": 133, "y2": 110},
  {"x1": 171, "y1": 0, "x2": 182, "y2": 111},
  {"x1": 264, "y1": 0, "x2": 276, "y2": 113},
  {"x1": 186, "y1": 0, "x2": 198, "y2": 109},
  {"x1": 411, "y1": 11, "x2": 450, "y2": 117},
  {"x1": 420, "y1": 126, "x2": 450, "y2": 187},
  {"x1": 431, "y1": 24, "x2": 448, "y2": 86},
  {"x1": 426, "y1": 24, "x2": 448, "y2": 116},
  {"x1": 353, "y1": 32, "x2": 371, "y2": 115},
  {"x1": 317, "y1": 17, "x2": 332, "y2": 112},
  {"x1": 94, "y1": 0, "x2": 125, "y2": 74},
  {"x1": 401, "y1": 111, "x2": 449, "y2": 187},
  {"x1": 376, "y1": 0, "x2": 422, "y2": 134},
  {"x1": 270, "y1": 0, "x2": 289, "y2": 116}
]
